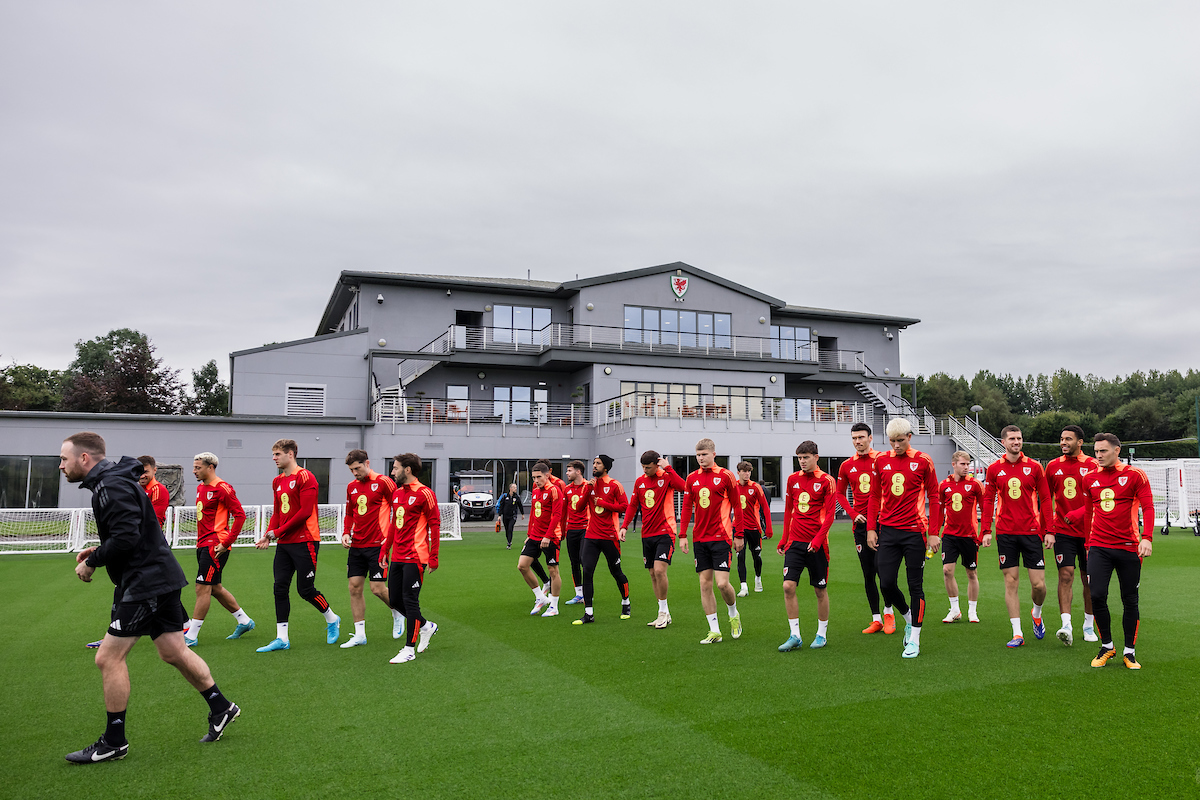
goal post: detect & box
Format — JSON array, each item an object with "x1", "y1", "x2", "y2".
[
  {"x1": 0, "y1": 509, "x2": 86, "y2": 554},
  {"x1": 439, "y1": 503, "x2": 462, "y2": 541}
]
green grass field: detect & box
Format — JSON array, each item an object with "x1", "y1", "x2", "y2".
[{"x1": 3, "y1": 525, "x2": 1199, "y2": 800}]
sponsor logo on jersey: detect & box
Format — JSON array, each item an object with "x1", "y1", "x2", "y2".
[
  {"x1": 882, "y1": 464, "x2": 892, "y2": 471},
  {"x1": 850, "y1": 467, "x2": 858, "y2": 474}
]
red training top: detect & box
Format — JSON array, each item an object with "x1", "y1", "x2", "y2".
[
  {"x1": 528, "y1": 483, "x2": 564, "y2": 542},
  {"x1": 1080, "y1": 464, "x2": 1154, "y2": 552},
  {"x1": 781, "y1": 469, "x2": 836, "y2": 555},
  {"x1": 381, "y1": 479, "x2": 441, "y2": 568},
  {"x1": 563, "y1": 480, "x2": 591, "y2": 530},
  {"x1": 736, "y1": 480, "x2": 775, "y2": 538},
  {"x1": 586, "y1": 476, "x2": 627, "y2": 541},
  {"x1": 343, "y1": 471, "x2": 397, "y2": 548},
  {"x1": 621, "y1": 466, "x2": 686, "y2": 538},
  {"x1": 144, "y1": 479, "x2": 169, "y2": 527},
  {"x1": 269, "y1": 469, "x2": 320, "y2": 544},
  {"x1": 195, "y1": 480, "x2": 246, "y2": 548},
  {"x1": 981, "y1": 454, "x2": 1052, "y2": 536},
  {"x1": 549, "y1": 474, "x2": 569, "y2": 539},
  {"x1": 867, "y1": 448, "x2": 941, "y2": 538},
  {"x1": 937, "y1": 475, "x2": 984, "y2": 541},
  {"x1": 836, "y1": 450, "x2": 879, "y2": 521},
  {"x1": 680, "y1": 466, "x2": 746, "y2": 544},
  {"x1": 1045, "y1": 453, "x2": 1099, "y2": 540}
]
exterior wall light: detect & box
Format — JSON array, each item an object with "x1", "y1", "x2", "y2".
[
  {"x1": 603, "y1": 367, "x2": 611, "y2": 375},
  {"x1": 586, "y1": 303, "x2": 594, "y2": 311},
  {"x1": 769, "y1": 375, "x2": 777, "y2": 383},
  {"x1": 378, "y1": 339, "x2": 387, "y2": 347},
  {"x1": 477, "y1": 372, "x2": 486, "y2": 379}
]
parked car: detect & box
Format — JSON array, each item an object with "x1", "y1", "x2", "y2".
[{"x1": 456, "y1": 478, "x2": 495, "y2": 522}]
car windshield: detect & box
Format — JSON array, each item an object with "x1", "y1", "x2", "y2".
[{"x1": 461, "y1": 484, "x2": 486, "y2": 494}]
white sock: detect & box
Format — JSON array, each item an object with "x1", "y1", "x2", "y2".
[
  {"x1": 658, "y1": 599, "x2": 669, "y2": 614},
  {"x1": 233, "y1": 608, "x2": 250, "y2": 625},
  {"x1": 322, "y1": 607, "x2": 338, "y2": 623},
  {"x1": 1123, "y1": 646, "x2": 1135, "y2": 655},
  {"x1": 726, "y1": 602, "x2": 739, "y2": 617},
  {"x1": 1102, "y1": 640, "x2": 1113, "y2": 649},
  {"x1": 1061, "y1": 612, "x2": 1072, "y2": 627},
  {"x1": 550, "y1": 595, "x2": 559, "y2": 611},
  {"x1": 968, "y1": 600, "x2": 978, "y2": 616},
  {"x1": 909, "y1": 625, "x2": 922, "y2": 645},
  {"x1": 574, "y1": 585, "x2": 583, "y2": 596},
  {"x1": 354, "y1": 620, "x2": 366, "y2": 638},
  {"x1": 817, "y1": 619, "x2": 828, "y2": 637},
  {"x1": 585, "y1": 606, "x2": 594, "y2": 615},
  {"x1": 1010, "y1": 617, "x2": 1022, "y2": 637},
  {"x1": 401, "y1": 645, "x2": 415, "y2": 656},
  {"x1": 277, "y1": 622, "x2": 289, "y2": 642},
  {"x1": 1032, "y1": 603, "x2": 1043, "y2": 619},
  {"x1": 740, "y1": 582, "x2": 749, "y2": 592},
  {"x1": 949, "y1": 596, "x2": 960, "y2": 612},
  {"x1": 188, "y1": 618, "x2": 204, "y2": 638},
  {"x1": 534, "y1": 587, "x2": 546, "y2": 601},
  {"x1": 421, "y1": 620, "x2": 434, "y2": 632},
  {"x1": 884, "y1": 606, "x2": 894, "y2": 615},
  {"x1": 788, "y1": 618, "x2": 800, "y2": 637},
  {"x1": 1084, "y1": 613, "x2": 1095, "y2": 628},
  {"x1": 872, "y1": 613, "x2": 882, "y2": 623},
  {"x1": 901, "y1": 610, "x2": 912, "y2": 625},
  {"x1": 706, "y1": 613, "x2": 720, "y2": 633}
]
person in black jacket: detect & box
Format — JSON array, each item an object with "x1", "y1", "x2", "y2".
[
  {"x1": 61, "y1": 432, "x2": 241, "y2": 764},
  {"x1": 497, "y1": 483, "x2": 524, "y2": 549}
]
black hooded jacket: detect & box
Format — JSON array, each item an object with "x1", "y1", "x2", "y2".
[{"x1": 81, "y1": 456, "x2": 188, "y2": 602}]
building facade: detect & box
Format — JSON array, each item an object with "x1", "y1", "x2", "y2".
[{"x1": 1, "y1": 262, "x2": 957, "y2": 510}]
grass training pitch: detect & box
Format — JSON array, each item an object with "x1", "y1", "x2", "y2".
[{"x1": 2, "y1": 524, "x2": 1198, "y2": 799}]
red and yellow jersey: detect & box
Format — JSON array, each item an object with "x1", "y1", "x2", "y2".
[
  {"x1": 836, "y1": 450, "x2": 879, "y2": 520},
  {"x1": 736, "y1": 480, "x2": 774, "y2": 537},
  {"x1": 144, "y1": 479, "x2": 169, "y2": 527},
  {"x1": 528, "y1": 483, "x2": 564, "y2": 542},
  {"x1": 342, "y1": 471, "x2": 397, "y2": 548},
  {"x1": 563, "y1": 481, "x2": 591, "y2": 530},
  {"x1": 270, "y1": 469, "x2": 320, "y2": 544},
  {"x1": 981, "y1": 454, "x2": 1052, "y2": 536},
  {"x1": 867, "y1": 449, "x2": 940, "y2": 538},
  {"x1": 781, "y1": 469, "x2": 836, "y2": 555},
  {"x1": 680, "y1": 466, "x2": 745, "y2": 544},
  {"x1": 195, "y1": 480, "x2": 245, "y2": 548},
  {"x1": 1081, "y1": 464, "x2": 1154, "y2": 552},
  {"x1": 586, "y1": 476, "x2": 627, "y2": 541},
  {"x1": 937, "y1": 476, "x2": 983, "y2": 541},
  {"x1": 1046, "y1": 454, "x2": 1099, "y2": 539},
  {"x1": 621, "y1": 467, "x2": 686, "y2": 538},
  {"x1": 382, "y1": 479, "x2": 441, "y2": 567},
  {"x1": 549, "y1": 474, "x2": 569, "y2": 538}
]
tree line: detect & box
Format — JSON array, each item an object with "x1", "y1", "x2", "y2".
[
  {"x1": 912, "y1": 369, "x2": 1200, "y2": 458},
  {"x1": 0, "y1": 329, "x2": 229, "y2": 416}
]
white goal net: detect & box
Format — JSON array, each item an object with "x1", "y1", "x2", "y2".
[{"x1": 0, "y1": 508, "x2": 85, "y2": 553}]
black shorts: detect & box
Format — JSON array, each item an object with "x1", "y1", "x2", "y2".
[
  {"x1": 642, "y1": 534, "x2": 674, "y2": 568},
  {"x1": 740, "y1": 530, "x2": 762, "y2": 552},
  {"x1": 693, "y1": 540, "x2": 732, "y2": 573},
  {"x1": 783, "y1": 542, "x2": 829, "y2": 588},
  {"x1": 108, "y1": 590, "x2": 189, "y2": 639},
  {"x1": 348, "y1": 545, "x2": 387, "y2": 581},
  {"x1": 941, "y1": 536, "x2": 978, "y2": 569},
  {"x1": 521, "y1": 537, "x2": 560, "y2": 566},
  {"x1": 997, "y1": 533, "x2": 1046, "y2": 570},
  {"x1": 1054, "y1": 535, "x2": 1087, "y2": 573},
  {"x1": 196, "y1": 546, "x2": 231, "y2": 585}
]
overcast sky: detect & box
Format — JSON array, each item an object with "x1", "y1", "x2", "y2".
[{"x1": 2, "y1": 2, "x2": 1197, "y2": 386}]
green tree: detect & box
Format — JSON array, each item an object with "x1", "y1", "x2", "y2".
[
  {"x1": 188, "y1": 360, "x2": 230, "y2": 416},
  {"x1": 1049, "y1": 369, "x2": 1089, "y2": 413},
  {"x1": 969, "y1": 373, "x2": 1013, "y2": 434},
  {"x1": 0, "y1": 363, "x2": 63, "y2": 410},
  {"x1": 916, "y1": 372, "x2": 968, "y2": 416},
  {"x1": 60, "y1": 329, "x2": 185, "y2": 414},
  {"x1": 1101, "y1": 398, "x2": 1171, "y2": 442}
]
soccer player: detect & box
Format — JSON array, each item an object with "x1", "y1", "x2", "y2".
[
  {"x1": 1080, "y1": 433, "x2": 1153, "y2": 669},
  {"x1": 572, "y1": 455, "x2": 631, "y2": 624},
  {"x1": 735, "y1": 461, "x2": 774, "y2": 596},
  {"x1": 498, "y1": 483, "x2": 524, "y2": 549},
  {"x1": 1046, "y1": 425, "x2": 1100, "y2": 646},
  {"x1": 936, "y1": 451, "x2": 984, "y2": 624},
  {"x1": 562, "y1": 460, "x2": 591, "y2": 605},
  {"x1": 254, "y1": 439, "x2": 341, "y2": 651},
  {"x1": 137, "y1": 455, "x2": 170, "y2": 529},
  {"x1": 866, "y1": 418, "x2": 940, "y2": 659},
  {"x1": 980, "y1": 425, "x2": 1054, "y2": 648},
  {"x1": 183, "y1": 452, "x2": 254, "y2": 646},
  {"x1": 680, "y1": 438, "x2": 746, "y2": 644},
  {"x1": 339, "y1": 450, "x2": 405, "y2": 648},
  {"x1": 621, "y1": 451, "x2": 687, "y2": 628},
  {"x1": 777, "y1": 441, "x2": 836, "y2": 651},
  {"x1": 836, "y1": 423, "x2": 895, "y2": 634},
  {"x1": 379, "y1": 453, "x2": 441, "y2": 663},
  {"x1": 518, "y1": 462, "x2": 564, "y2": 616},
  {"x1": 61, "y1": 432, "x2": 239, "y2": 763}
]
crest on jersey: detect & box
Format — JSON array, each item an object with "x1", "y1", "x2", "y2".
[
  {"x1": 207, "y1": 491, "x2": 214, "y2": 499},
  {"x1": 657, "y1": 480, "x2": 664, "y2": 487},
  {"x1": 909, "y1": 463, "x2": 918, "y2": 471},
  {"x1": 289, "y1": 480, "x2": 296, "y2": 489},
  {"x1": 1079, "y1": 469, "x2": 1089, "y2": 477},
  {"x1": 371, "y1": 483, "x2": 378, "y2": 491},
  {"x1": 603, "y1": 487, "x2": 610, "y2": 494},
  {"x1": 1023, "y1": 467, "x2": 1032, "y2": 476},
  {"x1": 671, "y1": 275, "x2": 689, "y2": 298},
  {"x1": 713, "y1": 477, "x2": 721, "y2": 485},
  {"x1": 408, "y1": 496, "x2": 416, "y2": 505},
  {"x1": 1118, "y1": 476, "x2": 1128, "y2": 486}
]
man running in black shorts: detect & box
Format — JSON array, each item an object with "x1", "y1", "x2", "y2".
[{"x1": 61, "y1": 432, "x2": 239, "y2": 764}]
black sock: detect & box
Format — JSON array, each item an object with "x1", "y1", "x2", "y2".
[
  {"x1": 105, "y1": 710, "x2": 127, "y2": 745},
  {"x1": 199, "y1": 684, "x2": 231, "y2": 714}
]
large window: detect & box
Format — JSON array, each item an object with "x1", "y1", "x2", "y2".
[
  {"x1": 493, "y1": 386, "x2": 549, "y2": 424},
  {"x1": 770, "y1": 325, "x2": 812, "y2": 360},
  {"x1": 712, "y1": 386, "x2": 765, "y2": 421},
  {"x1": 620, "y1": 381, "x2": 700, "y2": 417},
  {"x1": 0, "y1": 455, "x2": 60, "y2": 509},
  {"x1": 494, "y1": 305, "x2": 552, "y2": 345},
  {"x1": 625, "y1": 306, "x2": 730, "y2": 349}
]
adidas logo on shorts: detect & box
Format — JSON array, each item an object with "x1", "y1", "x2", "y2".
[
  {"x1": 818, "y1": 579, "x2": 826, "y2": 586},
  {"x1": 1037, "y1": 560, "x2": 1045, "y2": 567},
  {"x1": 411, "y1": 581, "x2": 420, "y2": 589},
  {"x1": 110, "y1": 619, "x2": 122, "y2": 631},
  {"x1": 719, "y1": 561, "x2": 728, "y2": 568},
  {"x1": 306, "y1": 571, "x2": 315, "y2": 578}
]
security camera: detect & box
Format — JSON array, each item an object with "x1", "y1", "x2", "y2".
[
  {"x1": 376, "y1": 294, "x2": 384, "y2": 304},
  {"x1": 886, "y1": 332, "x2": 894, "y2": 341},
  {"x1": 625, "y1": 437, "x2": 635, "y2": 447}
]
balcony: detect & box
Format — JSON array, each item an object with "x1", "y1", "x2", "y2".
[{"x1": 400, "y1": 323, "x2": 864, "y2": 373}]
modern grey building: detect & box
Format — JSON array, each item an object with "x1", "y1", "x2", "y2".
[{"x1": 2, "y1": 261, "x2": 979, "y2": 511}]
